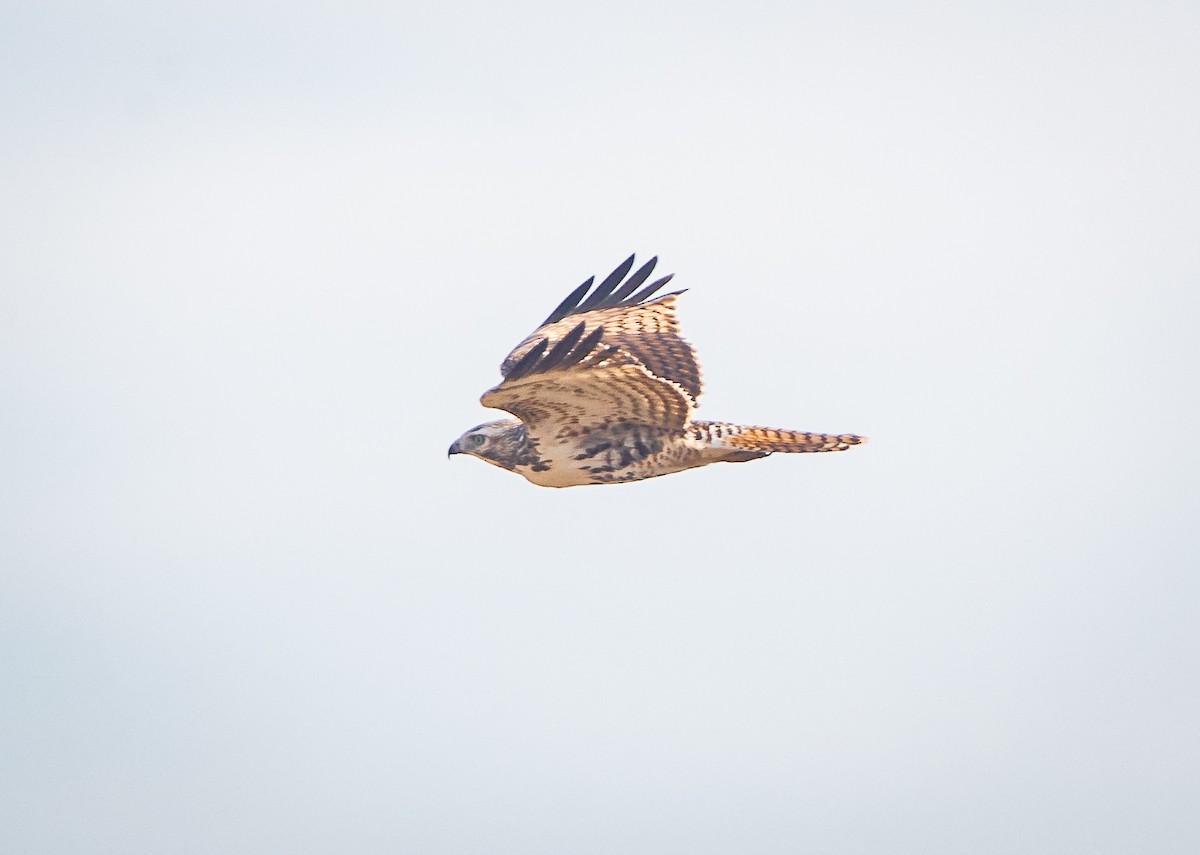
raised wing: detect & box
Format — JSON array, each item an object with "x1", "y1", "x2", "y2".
[
  {"x1": 481, "y1": 321, "x2": 694, "y2": 436},
  {"x1": 499, "y1": 255, "x2": 703, "y2": 403}
]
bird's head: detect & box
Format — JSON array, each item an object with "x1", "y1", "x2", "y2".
[{"x1": 448, "y1": 419, "x2": 527, "y2": 470}]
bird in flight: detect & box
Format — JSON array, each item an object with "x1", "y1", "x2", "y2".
[{"x1": 449, "y1": 255, "x2": 865, "y2": 487}]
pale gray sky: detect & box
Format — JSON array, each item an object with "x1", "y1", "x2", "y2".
[{"x1": 3, "y1": 2, "x2": 1199, "y2": 853}]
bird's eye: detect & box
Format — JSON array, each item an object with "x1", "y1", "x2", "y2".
[{"x1": 470, "y1": 434, "x2": 486, "y2": 447}]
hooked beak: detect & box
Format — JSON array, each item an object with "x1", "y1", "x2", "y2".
[{"x1": 448, "y1": 439, "x2": 462, "y2": 458}]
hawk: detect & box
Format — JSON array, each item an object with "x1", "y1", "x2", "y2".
[{"x1": 449, "y1": 254, "x2": 865, "y2": 487}]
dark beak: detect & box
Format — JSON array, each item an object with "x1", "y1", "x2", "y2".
[{"x1": 448, "y1": 439, "x2": 462, "y2": 457}]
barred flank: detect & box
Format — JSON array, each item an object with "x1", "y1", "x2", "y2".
[{"x1": 709, "y1": 423, "x2": 866, "y2": 454}]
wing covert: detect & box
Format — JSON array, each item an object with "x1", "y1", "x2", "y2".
[
  {"x1": 482, "y1": 322, "x2": 694, "y2": 436},
  {"x1": 499, "y1": 254, "x2": 703, "y2": 402}
]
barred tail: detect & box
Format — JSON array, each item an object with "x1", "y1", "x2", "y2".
[{"x1": 697, "y1": 421, "x2": 866, "y2": 456}]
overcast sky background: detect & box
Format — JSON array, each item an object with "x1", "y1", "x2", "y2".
[{"x1": 3, "y1": 2, "x2": 1199, "y2": 853}]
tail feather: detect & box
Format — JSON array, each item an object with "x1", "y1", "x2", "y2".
[{"x1": 697, "y1": 421, "x2": 866, "y2": 455}]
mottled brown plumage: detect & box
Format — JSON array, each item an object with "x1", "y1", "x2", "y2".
[{"x1": 449, "y1": 254, "x2": 865, "y2": 487}]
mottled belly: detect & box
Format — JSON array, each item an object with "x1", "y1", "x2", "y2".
[{"x1": 517, "y1": 426, "x2": 702, "y2": 487}]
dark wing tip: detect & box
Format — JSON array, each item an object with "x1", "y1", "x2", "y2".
[
  {"x1": 501, "y1": 324, "x2": 607, "y2": 383},
  {"x1": 536, "y1": 321, "x2": 587, "y2": 373},
  {"x1": 573, "y1": 324, "x2": 606, "y2": 365},
  {"x1": 538, "y1": 255, "x2": 675, "y2": 326},
  {"x1": 608, "y1": 257, "x2": 657, "y2": 303},
  {"x1": 504, "y1": 337, "x2": 548, "y2": 381},
  {"x1": 629, "y1": 273, "x2": 674, "y2": 304},
  {"x1": 542, "y1": 277, "x2": 594, "y2": 326},
  {"x1": 579, "y1": 255, "x2": 636, "y2": 311}
]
